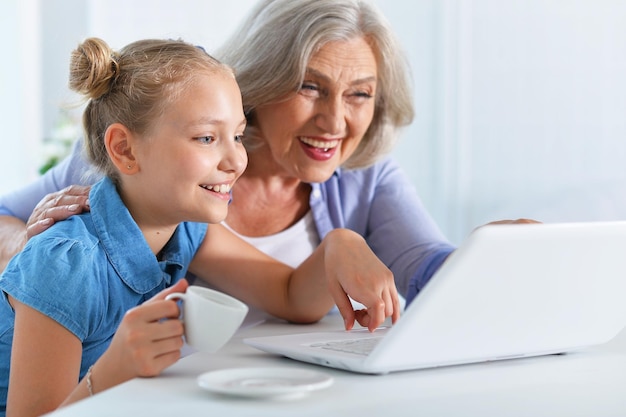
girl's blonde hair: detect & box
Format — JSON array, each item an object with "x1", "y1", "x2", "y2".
[{"x1": 69, "y1": 38, "x2": 233, "y2": 181}]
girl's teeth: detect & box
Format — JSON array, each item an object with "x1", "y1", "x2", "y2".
[{"x1": 204, "y1": 184, "x2": 231, "y2": 193}]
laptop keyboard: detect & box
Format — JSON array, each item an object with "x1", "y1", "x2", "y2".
[{"x1": 309, "y1": 336, "x2": 383, "y2": 356}]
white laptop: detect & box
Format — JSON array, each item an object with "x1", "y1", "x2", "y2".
[{"x1": 244, "y1": 221, "x2": 626, "y2": 374}]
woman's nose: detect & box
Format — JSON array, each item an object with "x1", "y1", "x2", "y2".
[{"x1": 314, "y1": 95, "x2": 347, "y2": 135}]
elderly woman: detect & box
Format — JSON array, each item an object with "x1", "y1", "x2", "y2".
[{"x1": 0, "y1": 0, "x2": 469, "y2": 329}]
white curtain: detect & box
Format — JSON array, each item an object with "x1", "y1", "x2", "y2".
[
  {"x1": 0, "y1": 0, "x2": 42, "y2": 195},
  {"x1": 391, "y1": 0, "x2": 626, "y2": 243}
]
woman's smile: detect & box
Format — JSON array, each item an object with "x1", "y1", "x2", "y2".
[{"x1": 298, "y1": 137, "x2": 341, "y2": 161}]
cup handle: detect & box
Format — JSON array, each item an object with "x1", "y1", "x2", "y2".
[
  {"x1": 165, "y1": 292, "x2": 187, "y2": 320},
  {"x1": 165, "y1": 292, "x2": 187, "y2": 302}
]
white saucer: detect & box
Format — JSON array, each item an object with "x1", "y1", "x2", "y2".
[{"x1": 197, "y1": 367, "x2": 334, "y2": 400}]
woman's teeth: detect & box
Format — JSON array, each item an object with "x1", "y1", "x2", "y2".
[{"x1": 300, "y1": 137, "x2": 339, "y2": 152}]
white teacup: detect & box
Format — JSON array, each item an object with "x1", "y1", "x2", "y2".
[{"x1": 166, "y1": 286, "x2": 248, "y2": 352}]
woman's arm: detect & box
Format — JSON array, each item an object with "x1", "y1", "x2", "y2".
[
  {"x1": 0, "y1": 186, "x2": 90, "y2": 273},
  {"x1": 0, "y1": 217, "x2": 27, "y2": 272},
  {"x1": 360, "y1": 159, "x2": 537, "y2": 304},
  {"x1": 350, "y1": 158, "x2": 456, "y2": 300},
  {"x1": 0, "y1": 139, "x2": 94, "y2": 272}
]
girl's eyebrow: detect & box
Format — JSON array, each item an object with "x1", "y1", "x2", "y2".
[
  {"x1": 188, "y1": 117, "x2": 247, "y2": 128},
  {"x1": 305, "y1": 67, "x2": 377, "y2": 86}
]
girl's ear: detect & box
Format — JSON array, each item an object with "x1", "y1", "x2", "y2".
[{"x1": 104, "y1": 123, "x2": 138, "y2": 174}]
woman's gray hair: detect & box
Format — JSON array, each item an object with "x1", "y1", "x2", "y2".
[{"x1": 216, "y1": 0, "x2": 414, "y2": 169}]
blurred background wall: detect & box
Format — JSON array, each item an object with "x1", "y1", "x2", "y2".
[{"x1": 1, "y1": 0, "x2": 625, "y2": 244}]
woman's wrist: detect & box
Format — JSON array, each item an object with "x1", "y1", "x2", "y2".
[{"x1": 0, "y1": 216, "x2": 29, "y2": 273}]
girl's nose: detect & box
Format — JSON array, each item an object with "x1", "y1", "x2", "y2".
[{"x1": 219, "y1": 139, "x2": 248, "y2": 175}]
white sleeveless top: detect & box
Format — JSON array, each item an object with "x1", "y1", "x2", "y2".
[{"x1": 222, "y1": 210, "x2": 320, "y2": 268}]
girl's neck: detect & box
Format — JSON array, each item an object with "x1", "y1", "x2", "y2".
[
  {"x1": 117, "y1": 184, "x2": 179, "y2": 256},
  {"x1": 140, "y1": 224, "x2": 179, "y2": 257}
]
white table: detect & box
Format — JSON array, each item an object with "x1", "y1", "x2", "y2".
[{"x1": 46, "y1": 313, "x2": 626, "y2": 417}]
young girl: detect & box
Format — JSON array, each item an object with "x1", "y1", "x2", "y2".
[{"x1": 0, "y1": 38, "x2": 247, "y2": 416}]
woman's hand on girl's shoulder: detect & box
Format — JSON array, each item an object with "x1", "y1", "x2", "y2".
[{"x1": 26, "y1": 185, "x2": 91, "y2": 238}]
